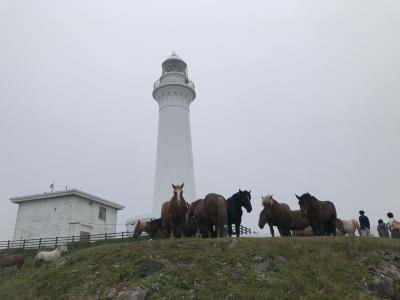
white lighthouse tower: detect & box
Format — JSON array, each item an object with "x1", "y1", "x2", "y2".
[{"x1": 152, "y1": 53, "x2": 196, "y2": 217}]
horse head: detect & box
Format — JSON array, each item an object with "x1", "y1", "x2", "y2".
[
  {"x1": 258, "y1": 207, "x2": 269, "y2": 229},
  {"x1": 133, "y1": 220, "x2": 142, "y2": 239},
  {"x1": 238, "y1": 189, "x2": 252, "y2": 213},
  {"x1": 296, "y1": 193, "x2": 311, "y2": 218},
  {"x1": 172, "y1": 183, "x2": 184, "y2": 206},
  {"x1": 258, "y1": 195, "x2": 274, "y2": 229},
  {"x1": 58, "y1": 245, "x2": 68, "y2": 254}
]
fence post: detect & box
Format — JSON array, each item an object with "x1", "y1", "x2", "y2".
[
  {"x1": 38, "y1": 238, "x2": 42, "y2": 249},
  {"x1": 105, "y1": 233, "x2": 107, "y2": 241},
  {"x1": 72, "y1": 235, "x2": 74, "y2": 242},
  {"x1": 7, "y1": 240, "x2": 10, "y2": 250},
  {"x1": 22, "y1": 239, "x2": 25, "y2": 250},
  {"x1": 55, "y1": 237, "x2": 58, "y2": 248},
  {"x1": 122, "y1": 232, "x2": 124, "y2": 239}
]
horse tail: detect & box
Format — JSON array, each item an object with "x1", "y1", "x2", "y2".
[{"x1": 217, "y1": 195, "x2": 228, "y2": 228}]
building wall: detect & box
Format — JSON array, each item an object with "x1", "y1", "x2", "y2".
[
  {"x1": 69, "y1": 196, "x2": 117, "y2": 236},
  {"x1": 13, "y1": 196, "x2": 118, "y2": 240},
  {"x1": 13, "y1": 196, "x2": 73, "y2": 240}
]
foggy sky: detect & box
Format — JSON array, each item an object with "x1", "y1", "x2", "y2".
[{"x1": 1, "y1": 1, "x2": 399, "y2": 240}]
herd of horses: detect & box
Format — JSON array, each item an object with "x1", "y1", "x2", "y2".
[
  {"x1": 134, "y1": 184, "x2": 360, "y2": 240},
  {"x1": 134, "y1": 184, "x2": 252, "y2": 239},
  {"x1": 0, "y1": 245, "x2": 68, "y2": 270},
  {"x1": 0, "y1": 185, "x2": 361, "y2": 270}
]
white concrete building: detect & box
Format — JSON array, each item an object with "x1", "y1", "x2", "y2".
[
  {"x1": 11, "y1": 189, "x2": 124, "y2": 240},
  {"x1": 152, "y1": 53, "x2": 197, "y2": 217}
]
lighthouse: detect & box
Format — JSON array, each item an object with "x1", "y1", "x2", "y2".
[{"x1": 152, "y1": 53, "x2": 196, "y2": 217}]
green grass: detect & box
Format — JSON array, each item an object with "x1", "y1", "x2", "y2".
[{"x1": 0, "y1": 237, "x2": 399, "y2": 299}]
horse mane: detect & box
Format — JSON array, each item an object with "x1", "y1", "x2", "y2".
[
  {"x1": 302, "y1": 193, "x2": 319, "y2": 206},
  {"x1": 262, "y1": 195, "x2": 274, "y2": 207}
]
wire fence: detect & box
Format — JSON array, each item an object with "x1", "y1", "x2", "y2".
[{"x1": 0, "y1": 224, "x2": 254, "y2": 251}]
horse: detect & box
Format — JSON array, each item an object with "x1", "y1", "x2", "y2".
[
  {"x1": 161, "y1": 183, "x2": 188, "y2": 239},
  {"x1": 336, "y1": 218, "x2": 361, "y2": 236},
  {"x1": 34, "y1": 245, "x2": 68, "y2": 266},
  {"x1": 227, "y1": 189, "x2": 252, "y2": 237},
  {"x1": 192, "y1": 194, "x2": 227, "y2": 238},
  {"x1": 133, "y1": 218, "x2": 168, "y2": 239},
  {"x1": 187, "y1": 199, "x2": 214, "y2": 238},
  {"x1": 290, "y1": 210, "x2": 310, "y2": 230},
  {"x1": 258, "y1": 195, "x2": 292, "y2": 236},
  {"x1": 0, "y1": 255, "x2": 24, "y2": 269},
  {"x1": 292, "y1": 226, "x2": 314, "y2": 236},
  {"x1": 296, "y1": 193, "x2": 337, "y2": 236}
]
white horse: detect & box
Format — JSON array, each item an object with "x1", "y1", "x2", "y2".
[
  {"x1": 336, "y1": 219, "x2": 361, "y2": 236},
  {"x1": 34, "y1": 245, "x2": 68, "y2": 266}
]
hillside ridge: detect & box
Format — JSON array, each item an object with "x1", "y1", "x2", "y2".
[{"x1": 1, "y1": 237, "x2": 400, "y2": 299}]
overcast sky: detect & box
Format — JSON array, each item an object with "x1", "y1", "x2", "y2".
[{"x1": 1, "y1": 1, "x2": 399, "y2": 240}]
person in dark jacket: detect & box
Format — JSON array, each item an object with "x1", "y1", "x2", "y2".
[
  {"x1": 377, "y1": 219, "x2": 389, "y2": 238},
  {"x1": 359, "y1": 210, "x2": 371, "y2": 237}
]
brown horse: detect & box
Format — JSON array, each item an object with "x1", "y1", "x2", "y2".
[
  {"x1": 290, "y1": 210, "x2": 310, "y2": 230},
  {"x1": 187, "y1": 199, "x2": 214, "y2": 237},
  {"x1": 193, "y1": 194, "x2": 227, "y2": 238},
  {"x1": 296, "y1": 193, "x2": 337, "y2": 236},
  {"x1": 0, "y1": 255, "x2": 24, "y2": 269},
  {"x1": 258, "y1": 195, "x2": 292, "y2": 236},
  {"x1": 161, "y1": 183, "x2": 188, "y2": 239},
  {"x1": 292, "y1": 226, "x2": 314, "y2": 236}
]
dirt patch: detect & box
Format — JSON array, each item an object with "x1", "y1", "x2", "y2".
[{"x1": 138, "y1": 257, "x2": 168, "y2": 277}]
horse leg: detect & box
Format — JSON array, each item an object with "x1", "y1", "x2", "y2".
[
  {"x1": 195, "y1": 219, "x2": 201, "y2": 238},
  {"x1": 331, "y1": 219, "x2": 337, "y2": 236},
  {"x1": 235, "y1": 222, "x2": 240, "y2": 237},
  {"x1": 169, "y1": 223, "x2": 175, "y2": 239},
  {"x1": 268, "y1": 222, "x2": 275, "y2": 237},
  {"x1": 277, "y1": 226, "x2": 285, "y2": 236},
  {"x1": 228, "y1": 222, "x2": 233, "y2": 237},
  {"x1": 310, "y1": 222, "x2": 320, "y2": 236},
  {"x1": 285, "y1": 224, "x2": 292, "y2": 237}
]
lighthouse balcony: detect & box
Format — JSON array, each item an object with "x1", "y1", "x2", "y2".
[{"x1": 153, "y1": 72, "x2": 195, "y2": 91}]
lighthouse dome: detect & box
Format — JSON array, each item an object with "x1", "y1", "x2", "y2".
[{"x1": 162, "y1": 52, "x2": 187, "y2": 74}]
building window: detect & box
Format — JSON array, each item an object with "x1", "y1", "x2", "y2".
[{"x1": 99, "y1": 207, "x2": 106, "y2": 220}]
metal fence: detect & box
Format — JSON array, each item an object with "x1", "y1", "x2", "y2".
[
  {"x1": 0, "y1": 231, "x2": 135, "y2": 251},
  {"x1": 0, "y1": 224, "x2": 254, "y2": 251}
]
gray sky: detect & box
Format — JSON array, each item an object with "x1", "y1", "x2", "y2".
[{"x1": 1, "y1": 1, "x2": 399, "y2": 240}]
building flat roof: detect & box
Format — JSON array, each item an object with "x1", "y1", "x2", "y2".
[{"x1": 10, "y1": 189, "x2": 125, "y2": 210}]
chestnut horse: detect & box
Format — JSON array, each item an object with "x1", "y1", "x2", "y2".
[
  {"x1": 258, "y1": 195, "x2": 292, "y2": 236},
  {"x1": 161, "y1": 183, "x2": 188, "y2": 239},
  {"x1": 187, "y1": 199, "x2": 215, "y2": 237},
  {"x1": 296, "y1": 193, "x2": 337, "y2": 236},
  {"x1": 192, "y1": 194, "x2": 228, "y2": 238},
  {"x1": 290, "y1": 210, "x2": 310, "y2": 231},
  {"x1": 259, "y1": 208, "x2": 309, "y2": 237},
  {"x1": 0, "y1": 255, "x2": 24, "y2": 269}
]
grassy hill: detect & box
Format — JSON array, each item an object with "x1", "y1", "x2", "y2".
[{"x1": 1, "y1": 237, "x2": 400, "y2": 299}]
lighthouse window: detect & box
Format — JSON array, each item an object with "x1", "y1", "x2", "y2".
[{"x1": 99, "y1": 207, "x2": 106, "y2": 220}]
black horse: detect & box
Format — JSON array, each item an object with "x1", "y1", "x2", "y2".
[{"x1": 227, "y1": 189, "x2": 252, "y2": 237}]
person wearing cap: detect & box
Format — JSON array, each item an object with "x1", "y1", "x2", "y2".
[
  {"x1": 377, "y1": 219, "x2": 389, "y2": 238},
  {"x1": 359, "y1": 210, "x2": 371, "y2": 237},
  {"x1": 387, "y1": 212, "x2": 400, "y2": 239}
]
